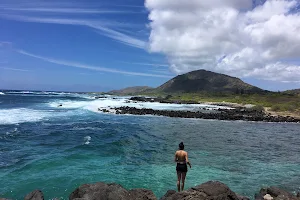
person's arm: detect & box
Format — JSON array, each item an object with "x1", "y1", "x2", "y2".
[
  {"x1": 174, "y1": 152, "x2": 177, "y2": 162},
  {"x1": 186, "y1": 152, "x2": 192, "y2": 168}
]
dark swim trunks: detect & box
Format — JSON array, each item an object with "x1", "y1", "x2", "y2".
[{"x1": 176, "y1": 163, "x2": 188, "y2": 172}]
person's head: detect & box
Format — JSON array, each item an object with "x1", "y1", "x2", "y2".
[{"x1": 179, "y1": 142, "x2": 184, "y2": 150}]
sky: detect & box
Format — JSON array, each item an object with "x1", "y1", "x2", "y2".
[{"x1": 0, "y1": 0, "x2": 300, "y2": 92}]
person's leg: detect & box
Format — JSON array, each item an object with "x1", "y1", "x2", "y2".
[
  {"x1": 177, "y1": 171, "x2": 181, "y2": 192},
  {"x1": 181, "y1": 172, "x2": 187, "y2": 191}
]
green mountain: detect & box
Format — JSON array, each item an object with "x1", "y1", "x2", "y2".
[
  {"x1": 155, "y1": 69, "x2": 265, "y2": 94},
  {"x1": 109, "y1": 86, "x2": 153, "y2": 95},
  {"x1": 110, "y1": 70, "x2": 267, "y2": 95}
]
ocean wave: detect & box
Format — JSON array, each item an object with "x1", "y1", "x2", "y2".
[
  {"x1": 0, "y1": 108, "x2": 52, "y2": 125},
  {"x1": 0, "y1": 108, "x2": 79, "y2": 125},
  {"x1": 47, "y1": 97, "x2": 231, "y2": 114},
  {"x1": 84, "y1": 136, "x2": 91, "y2": 145},
  {"x1": 0, "y1": 92, "x2": 5, "y2": 95},
  {"x1": 4, "y1": 91, "x2": 93, "y2": 99}
]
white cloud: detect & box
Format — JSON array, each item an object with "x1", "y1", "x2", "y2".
[
  {"x1": 0, "y1": 67, "x2": 30, "y2": 72},
  {"x1": 1, "y1": 14, "x2": 147, "y2": 49},
  {"x1": 145, "y1": 0, "x2": 300, "y2": 82},
  {"x1": 17, "y1": 50, "x2": 172, "y2": 78},
  {"x1": 2, "y1": 7, "x2": 140, "y2": 14},
  {"x1": 119, "y1": 61, "x2": 169, "y2": 67},
  {"x1": 0, "y1": 41, "x2": 12, "y2": 47}
]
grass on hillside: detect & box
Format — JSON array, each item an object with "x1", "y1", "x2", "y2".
[{"x1": 141, "y1": 92, "x2": 300, "y2": 114}]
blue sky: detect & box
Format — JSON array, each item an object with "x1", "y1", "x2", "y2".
[{"x1": 1, "y1": 0, "x2": 300, "y2": 92}]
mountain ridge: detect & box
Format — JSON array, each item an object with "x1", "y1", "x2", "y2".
[
  {"x1": 109, "y1": 86, "x2": 153, "y2": 95},
  {"x1": 109, "y1": 69, "x2": 268, "y2": 95},
  {"x1": 155, "y1": 69, "x2": 265, "y2": 94}
]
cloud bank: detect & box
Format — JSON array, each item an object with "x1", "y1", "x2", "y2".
[{"x1": 145, "y1": 0, "x2": 300, "y2": 82}]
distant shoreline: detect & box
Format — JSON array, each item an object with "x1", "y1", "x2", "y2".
[
  {"x1": 99, "y1": 96, "x2": 299, "y2": 122},
  {"x1": 98, "y1": 106, "x2": 300, "y2": 123}
]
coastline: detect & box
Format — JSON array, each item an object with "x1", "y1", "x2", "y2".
[
  {"x1": 97, "y1": 96, "x2": 300, "y2": 123},
  {"x1": 203, "y1": 102, "x2": 300, "y2": 119}
]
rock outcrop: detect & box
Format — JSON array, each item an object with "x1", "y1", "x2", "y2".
[
  {"x1": 24, "y1": 190, "x2": 44, "y2": 200},
  {"x1": 255, "y1": 186, "x2": 299, "y2": 200},
  {"x1": 1, "y1": 181, "x2": 299, "y2": 200},
  {"x1": 112, "y1": 106, "x2": 300, "y2": 123},
  {"x1": 69, "y1": 182, "x2": 156, "y2": 200},
  {"x1": 160, "y1": 181, "x2": 248, "y2": 200}
]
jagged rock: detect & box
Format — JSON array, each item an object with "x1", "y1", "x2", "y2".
[
  {"x1": 128, "y1": 189, "x2": 156, "y2": 200},
  {"x1": 24, "y1": 190, "x2": 44, "y2": 200},
  {"x1": 95, "y1": 96, "x2": 107, "y2": 99},
  {"x1": 160, "y1": 181, "x2": 240, "y2": 200},
  {"x1": 112, "y1": 106, "x2": 299, "y2": 123},
  {"x1": 69, "y1": 182, "x2": 156, "y2": 200},
  {"x1": 238, "y1": 195, "x2": 251, "y2": 200},
  {"x1": 160, "y1": 190, "x2": 176, "y2": 200},
  {"x1": 255, "y1": 187, "x2": 298, "y2": 200},
  {"x1": 3, "y1": 181, "x2": 299, "y2": 200},
  {"x1": 266, "y1": 187, "x2": 294, "y2": 198}
]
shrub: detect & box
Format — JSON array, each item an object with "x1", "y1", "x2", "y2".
[
  {"x1": 271, "y1": 105, "x2": 281, "y2": 111},
  {"x1": 251, "y1": 105, "x2": 265, "y2": 112}
]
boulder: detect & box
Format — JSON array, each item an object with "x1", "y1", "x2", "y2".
[
  {"x1": 160, "y1": 181, "x2": 241, "y2": 200},
  {"x1": 69, "y1": 182, "x2": 157, "y2": 200},
  {"x1": 24, "y1": 190, "x2": 44, "y2": 200},
  {"x1": 159, "y1": 190, "x2": 176, "y2": 200},
  {"x1": 255, "y1": 187, "x2": 298, "y2": 200},
  {"x1": 267, "y1": 187, "x2": 294, "y2": 198},
  {"x1": 238, "y1": 195, "x2": 251, "y2": 200},
  {"x1": 128, "y1": 189, "x2": 156, "y2": 200}
]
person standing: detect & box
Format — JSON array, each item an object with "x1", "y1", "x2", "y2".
[{"x1": 174, "y1": 142, "x2": 191, "y2": 192}]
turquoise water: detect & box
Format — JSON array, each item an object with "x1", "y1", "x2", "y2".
[{"x1": 1, "y1": 92, "x2": 300, "y2": 199}]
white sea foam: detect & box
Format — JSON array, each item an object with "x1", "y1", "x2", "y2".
[
  {"x1": 4, "y1": 91, "x2": 93, "y2": 99},
  {"x1": 48, "y1": 96, "x2": 232, "y2": 113},
  {"x1": 0, "y1": 108, "x2": 78, "y2": 125},
  {"x1": 84, "y1": 136, "x2": 91, "y2": 145},
  {"x1": 0, "y1": 108, "x2": 52, "y2": 125},
  {"x1": 0, "y1": 92, "x2": 5, "y2": 95}
]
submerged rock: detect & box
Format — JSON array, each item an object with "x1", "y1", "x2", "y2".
[
  {"x1": 24, "y1": 190, "x2": 44, "y2": 200},
  {"x1": 69, "y1": 182, "x2": 156, "y2": 200}
]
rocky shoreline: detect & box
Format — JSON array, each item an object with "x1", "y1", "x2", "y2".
[
  {"x1": 2, "y1": 181, "x2": 299, "y2": 200},
  {"x1": 96, "y1": 96, "x2": 300, "y2": 123},
  {"x1": 98, "y1": 106, "x2": 300, "y2": 123}
]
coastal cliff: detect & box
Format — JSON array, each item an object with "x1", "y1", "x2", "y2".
[{"x1": 2, "y1": 181, "x2": 299, "y2": 200}]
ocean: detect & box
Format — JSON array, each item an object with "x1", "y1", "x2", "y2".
[{"x1": 1, "y1": 91, "x2": 300, "y2": 199}]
